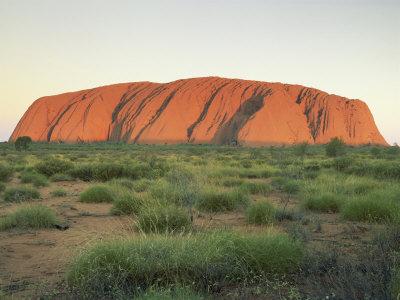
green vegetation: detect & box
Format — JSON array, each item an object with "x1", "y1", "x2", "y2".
[
  {"x1": 325, "y1": 137, "x2": 346, "y2": 157},
  {"x1": 20, "y1": 170, "x2": 49, "y2": 187},
  {"x1": 67, "y1": 231, "x2": 303, "y2": 297},
  {"x1": 341, "y1": 196, "x2": 400, "y2": 223},
  {"x1": 50, "y1": 173, "x2": 74, "y2": 182},
  {"x1": 14, "y1": 136, "x2": 32, "y2": 151},
  {"x1": 0, "y1": 163, "x2": 13, "y2": 182},
  {"x1": 196, "y1": 187, "x2": 249, "y2": 212},
  {"x1": 246, "y1": 201, "x2": 275, "y2": 225},
  {"x1": 1, "y1": 142, "x2": 400, "y2": 299},
  {"x1": 3, "y1": 186, "x2": 40, "y2": 202},
  {"x1": 111, "y1": 193, "x2": 146, "y2": 215},
  {"x1": 303, "y1": 193, "x2": 344, "y2": 213},
  {"x1": 35, "y1": 157, "x2": 74, "y2": 176},
  {"x1": 80, "y1": 185, "x2": 115, "y2": 203},
  {"x1": 136, "y1": 203, "x2": 192, "y2": 233},
  {"x1": 0, "y1": 205, "x2": 58, "y2": 230},
  {"x1": 51, "y1": 188, "x2": 67, "y2": 197}
]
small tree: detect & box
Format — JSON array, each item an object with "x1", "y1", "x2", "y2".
[
  {"x1": 325, "y1": 137, "x2": 346, "y2": 157},
  {"x1": 294, "y1": 142, "x2": 309, "y2": 158},
  {"x1": 15, "y1": 136, "x2": 32, "y2": 151}
]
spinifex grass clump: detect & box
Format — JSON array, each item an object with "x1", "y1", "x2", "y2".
[
  {"x1": 136, "y1": 203, "x2": 192, "y2": 233},
  {"x1": 80, "y1": 185, "x2": 115, "y2": 203},
  {"x1": 0, "y1": 205, "x2": 58, "y2": 230},
  {"x1": 0, "y1": 163, "x2": 13, "y2": 182},
  {"x1": 240, "y1": 181, "x2": 272, "y2": 195},
  {"x1": 246, "y1": 201, "x2": 276, "y2": 225},
  {"x1": 51, "y1": 188, "x2": 67, "y2": 197},
  {"x1": 196, "y1": 187, "x2": 249, "y2": 212},
  {"x1": 69, "y1": 161, "x2": 169, "y2": 182},
  {"x1": 20, "y1": 170, "x2": 49, "y2": 187},
  {"x1": 3, "y1": 186, "x2": 40, "y2": 202},
  {"x1": 66, "y1": 231, "x2": 303, "y2": 297},
  {"x1": 341, "y1": 195, "x2": 400, "y2": 223},
  {"x1": 303, "y1": 193, "x2": 344, "y2": 213},
  {"x1": 35, "y1": 157, "x2": 74, "y2": 177},
  {"x1": 50, "y1": 173, "x2": 74, "y2": 182},
  {"x1": 111, "y1": 192, "x2": 147, "y2": 216}
]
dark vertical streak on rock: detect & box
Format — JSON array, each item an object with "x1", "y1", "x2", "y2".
[
  {"x1": 187, "y1": 82, "x2": 229, "y2": 141},
  {"x1": 133, "y1": 90, "x2": 177, "y2": 143},
  {"x1": 212, "y1": 89, "x2": 272, "y2": 145},
  {"x1": 46, "y1": 91, "x2": 89, "y2": 141}
]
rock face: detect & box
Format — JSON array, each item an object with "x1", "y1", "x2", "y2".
[{"x1": 10, "y1": 77, "x2": 388, "y2": 146}]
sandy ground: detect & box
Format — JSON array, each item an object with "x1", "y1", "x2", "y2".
[{"x1": 0, "y1": 179, "x2": 381, "y2": 298}]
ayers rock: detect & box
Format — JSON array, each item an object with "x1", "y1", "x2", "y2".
[{"x1": 10, "y1": 77, "x2": 388, "y2": 146}]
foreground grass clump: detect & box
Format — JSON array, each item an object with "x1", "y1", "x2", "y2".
[
  {"x1": 136, "y1": 286, "x2": 203, "y2": 300},
  {"x1": 341, "y1": 196, "x2": 400, "y2": 223},
  {"x1": 136, "y1": 203, "x2": 192, "y2": 233},
  {"x1": 0, "y1": 163, "x2": 13, "y2": 182},
  {"x1": 303, "y1": 193, "x2": 344, "y2": 213},
  {"x1": 67, "y1": 231, "x2": 303, "y2": 297},
  {"x1": 20, "y1": 171, "x2": 49, "y2": 187},
  {"x1": 246, "y1": 201, "x2": 275, "y2": 225},
  {"x1": 80, "y1": 185, "x2": 115, "y2": 203},
  {"x1": 3, "y1": 186, "x2": 40, "y2": 202},
  {"x1": 35, "y1": 157, "x2": 74, "y2": 177},
  {"x1": 196, "y1": 188, "x2": 249, "y2": 212},
  {"x1": 0, "y1": 205, "x2": 58, "y2": 230}
]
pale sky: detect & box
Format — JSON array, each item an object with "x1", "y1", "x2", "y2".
[{"x1": 0, "y1": 0, "x2": 399, "y2": 143}]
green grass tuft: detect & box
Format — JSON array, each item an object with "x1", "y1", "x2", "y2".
[
  {"x1": 51, "y1": 188, "x2": 67, "y2": 197},
  {"x1": 196, "y1": 187, "x2": 249, "y2": 212},
  {"x1": 80, "y1": 185, "x2": 115, "y2": 203},
  {"x1": 303, "y1": 193, "x2": 344, "y2": 213},
  {"x1": 20, "y1": 171, "x2": 49, "y2": 187},
  {"x1": 0, "y1": 205, "x2": 58, "y2": 230},
  {"x1": 246, "y1": 201, "x2": 275, "y2": 225},
  {"x1": 0, "y1": 163, "x2": 13, "y2": 182},
  {"x1": 3, "y1": 186, "x2": 40, "y2": 202},
  {"x1": 136, "y1": 203, "x2": 192, "y2": 233},
  {"x1": 66, "y1": 231, "x2": 303, "y2": 297}
]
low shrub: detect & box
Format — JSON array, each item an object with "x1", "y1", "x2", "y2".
[
  {"x1": 196, "y1": 188, "x2": 249, "y2": 212},
  {"x1": 50, "y1": 173, "x2": 74, "y2": 182},
  {"x1": 70, "y1": 162, "x2": 167, "y2": 182},
  {"x1": 150, "y1": 179, "x2": 198, "y2": 207},
  {"x1": 66, "y1": 231, "x2": 303, "y2": 297},
  {"x1": 80, "y1": 185, "x2": 115, "y2": 203},
  {"x1": 132, "y1": 179, "x2": 152, "y2": 193},
  {"x1": 246, "y1": 201, "x2": 275, "y2": 225},
  {"x1": 136, "y1": 203, "x2": 192, "y2": 233},
  {"x1": 271, "y1": 177, "x2": 300, "y2": 194},
  {"x1": 51, "y1": 188, "x2": 67, "y2": 197},
  {"x1": 219, "y1": 177, "x2": 245, "y2": 187},
  {"x1": 0, "y1": 205, "x2": 58, "y2": 230},
  {"x1": 3, "y1": 186, "x2": 40, "y2": 202},
  {"x1": 0, "y1": 182, "x2": 5, "y2": 193},
  {"x1": 341, "y1": 195, "x2": 400, "y2": 223},
  {"x1": 35, "y1": 157, "x2": 74, "y2": 177},
  {"x1": 0, "y1": 164, "x2": 13, "y2": 182},
  {"x1": 111, "y1": 193, "x2": 146, "y2": 216},
  {"x1": 20, "y1": 171, "x2": 49, "y2": 187},
  {"x1": 325, "y1": 137, "x2": 346, "y2": 157},
  {"x1": 240, "y1": 181, "x2": 271, "y2": 195},
  {"x1": 303, "y1": 193, "x2": 344, "y2": 213}
]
